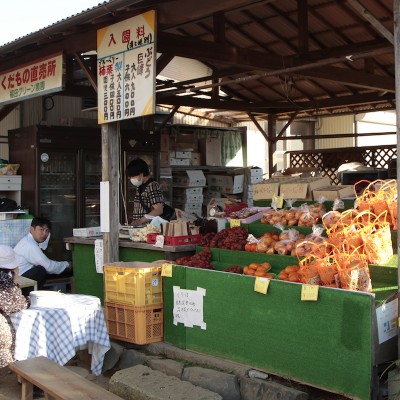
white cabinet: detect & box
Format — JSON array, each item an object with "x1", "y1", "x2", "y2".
[{"x1": 0, "y1": 175, "x2": 22, "y2": 205}]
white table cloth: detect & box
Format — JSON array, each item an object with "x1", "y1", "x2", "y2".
[{"x1": 10, "y1": 294, "x2": 110, "y2": 375}]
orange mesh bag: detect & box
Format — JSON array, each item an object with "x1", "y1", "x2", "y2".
[
  {"x1": 333, "y1": 247, "x2": 372, "y2": 292},
  {"x1": 355, "y1": 179, "x2": 395, "y2": 227},
  {"x1": 360, "y1": 211, "x2": 393, "y2": 265},
  {"x1": 355, "y1": 180, "x2": 376, "y2": 213},
  {"x1": 325, "y1": 209, "x2": 363, "y2": 252},
  {"x1": 298, "y1": 256, "x2": 322, "y2": 285},
  {"x1": 298, "y1": 247, "x2": 338, "y2": 287},
  {"x1": 380, "y1": 179, "x2": 397, "y2": 230}
]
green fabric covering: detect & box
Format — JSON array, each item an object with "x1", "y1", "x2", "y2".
[
  {"x1": 72, "y1": 244, "x2": 105, "y2": 303},
  {"x1": 164, "y1": 247, "x2": 399, "y2": 399},
  {"x1": 164, "y1": 265, "x2": 374, "y2": 400},
  {"x1": 163, "y1": 265, "x2": 187, "y2": 349}
]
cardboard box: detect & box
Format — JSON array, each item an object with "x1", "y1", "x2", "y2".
[
  {"x1": 173, "y1": 193, "x2": 204, "y2": 204},
  {"x1": 73, "y1": 226, "x2": 102, "y2": 237},
  {"x1": 173, "y1": 187, "x2": 203, "y2": 195},
  {"x1": 198, "y1": 138, "x2": 221, "y2": 166},
  {"x1": 250, "y1": 175, "x2": 263, "y2": 184},
  {"x1": 280, "y1": 176, "x2": 331, "y2": 200},
  {"x1": 206, "y1": 174, "x2": 244, "y2": 194},
  {"x1": 313, "y1": 185, "x2": 355, "y2": 201},
  {"x1": 173, "y1": 170, "x2": 206, "y2": 187},
  {"x1": 171, "y1": 133, "x2": 198, "y2": 151},
  {"x1": 249, "y1": 167, "x2": 263, "y2": 177},
  {"x1": 190, "y1": 152, "x2": 201, "y2": 166},
  {"x1": 170, "y1": 158, "x2": 190, "y2": 166},
  {"x1": 176, "y1": 203, "x2": 202, "y2": 215},
  {"x1": 174, "y1": 151, "x2": 192, "y2": 159},
  {"x1": 252, "y1": 177, "x2": 295, "y2": 200}
]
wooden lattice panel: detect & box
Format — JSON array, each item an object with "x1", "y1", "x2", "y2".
[{"x1": 287, "y1": 145, "x2": 396, "y2": 185}]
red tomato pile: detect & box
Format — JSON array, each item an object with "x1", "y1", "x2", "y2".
[
  {"x1": 200, "y1": 227, "x2": 249, "y2": 250},
  {"x1": 175, "y1": 247, "x2": 214, "y2": 269}
]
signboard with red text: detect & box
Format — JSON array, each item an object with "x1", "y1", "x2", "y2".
[
  {"x1": 97, "y1": 10, "x2": 156, "y2": 124},
  {"x1": 0, "y1": 52, "x2": 64, "y2": 105}
]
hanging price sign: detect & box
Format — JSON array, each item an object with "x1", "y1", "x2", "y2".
[
  {"x1": 301, "y1": 284, "x2": 319, "y2": 301},
  {"x1": 161, "y1": 263, "x2": 173, "y2": 277},
  {"x1": 254, "y1": 277, "x2": 270, "y2": 294},
  {"x1": 230, "y1": 219, "x2": 241, "y2": 228}
]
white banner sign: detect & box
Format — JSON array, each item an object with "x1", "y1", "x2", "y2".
[
  {"x1": 97, "y1": 10, "x2": 156, "y2": 124},
  {"x1": 0, "y1": 52, "x2": 64, "y2": 105},
  {"x1": 173, "y1": 286, "x2": 206, "y2": 330}
]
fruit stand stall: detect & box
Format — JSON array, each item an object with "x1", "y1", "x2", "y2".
[{"x1": 161, "y1": 181, "x2": 399, "y2": 400}]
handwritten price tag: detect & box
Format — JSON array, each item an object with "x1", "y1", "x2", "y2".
[
  {"x1": 161, "y1": 263, "x2": 173, "y2": 277},
  {"x1": 254, "y1": 277, "x2": 270, "y2": 295},
  {"x1": 230, "y1": 219, "x2": 241, "y2": 228},
  {"x1": 301, "y1": 284, "x2": 319, "y2": 301}
]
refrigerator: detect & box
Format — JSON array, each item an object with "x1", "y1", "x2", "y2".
[
  {"x1": 9, "y1": 125, "x2": 162, "y2": 259},
  {"x1": 8, "y1": 126, "x2": 102, "y2": 261}
]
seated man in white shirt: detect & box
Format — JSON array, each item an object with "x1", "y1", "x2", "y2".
[{"x1": 14, "y1": 217, "x2": 72, "y2": 290}]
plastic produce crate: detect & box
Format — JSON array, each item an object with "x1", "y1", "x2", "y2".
[
  {"x1": 147, "y1": 233, "x2": 202, "y2": 246},
  {"x1": 104, "y1": 262, "x2": 162, "y2": 306},
  {"x1": 105, "y1": 302, "x2": 163, "y2": 345}
]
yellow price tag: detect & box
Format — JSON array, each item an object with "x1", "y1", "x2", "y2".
[
  {"x1": 254, "y1": 277, "x2": 270, "y2": 295},
  {"x1": 272, "y1": 193, "x2": 284, "y2": 209},
  {"x1": 301, "y1": 284, "x2": 319, "y2": 301},
  {"x1": 161, "y1": 263, "x2": 173, "y2": 277},
  {"x1": 230, "y1": 218, "x2": 241, "y2": 228}
]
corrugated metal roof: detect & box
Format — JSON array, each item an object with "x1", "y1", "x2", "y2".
[{"x1": 0, "y1": 0, "x2": 396, "y2": 124}]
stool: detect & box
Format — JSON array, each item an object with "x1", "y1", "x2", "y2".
[
  {"x1": 43, "y1": 270, "x2": 74, "y2": 293},
  {"x1": 18, "y1": 277, "x2": 38, "y2": 291}
]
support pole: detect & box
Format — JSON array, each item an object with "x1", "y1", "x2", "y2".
[
  {"x1": 394, "y1": 0, "x2": 400, "y2": 361},
  {"x1": 267, "y1": 115, "x2": 277, "y2": 177},
  {"x1": 101, "y1": 122, "x2": 120, "y2": 263}
]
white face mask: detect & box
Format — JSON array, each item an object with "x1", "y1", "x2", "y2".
[{"x1": 130, "y1": 177, "x2": 142, "y2": 187}]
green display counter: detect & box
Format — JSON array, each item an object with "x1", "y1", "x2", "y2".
[
  {"x1": 64, "y1": 237, "x2": 197, "y2": 303},
  {"x1": 163, "y1": 248, "x2": 398, "y2": 400}
]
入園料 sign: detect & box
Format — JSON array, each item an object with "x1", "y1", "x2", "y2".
[{"x1": 97, "y1": 10, "x2": 156, "y2": 124}]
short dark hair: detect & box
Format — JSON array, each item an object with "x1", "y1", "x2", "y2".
[
  {"x1": 126, "y1": 158, "x2": 150, "y2": 177},
  {"x1": 31, "y1": 217, "x2": 52, "y2": 230}
]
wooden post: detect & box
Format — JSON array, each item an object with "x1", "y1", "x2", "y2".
[
  {"x1": 394, "y1": 0, "x2": 400, "y2": 361},
  {"x1": 101, "y1": 122, "x2": 120, "y2": 263},
  {"x1": 267, "y1": 114, "x2": 277, "y2": 177}
]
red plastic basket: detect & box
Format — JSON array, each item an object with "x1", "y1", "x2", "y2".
[{"x1": 147, "y1": 233, "x2": 202, "y2": 246}]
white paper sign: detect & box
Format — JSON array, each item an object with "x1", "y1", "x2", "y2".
[
  {"x1": 94, "y1": 239, "x2": 104, "y2": 273},
  {"x1": 173, "y1": 286, "x2": 206, "y2": 330},
  {"x1": 376, "y1": 298, "x2": 398, "y2": 344}
]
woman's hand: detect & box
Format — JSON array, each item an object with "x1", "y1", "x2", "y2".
[{"x1": 131, "y1": 216, "x2": 149, "y2": 226}]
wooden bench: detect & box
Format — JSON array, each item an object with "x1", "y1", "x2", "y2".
[{"x1": 8, "y1": 356, "x2": 121, "y2": 400}]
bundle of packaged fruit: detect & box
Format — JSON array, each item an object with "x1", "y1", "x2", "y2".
[
  {"x1": 261, "y1": 202, "x2": 326, "y2": 227},
  {"x1": 245, "y1": 226, "x2": 329, "y2": 258}
]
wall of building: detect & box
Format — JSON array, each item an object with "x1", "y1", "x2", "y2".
[{"x1": 315, "y1": 114, "x2": 354, "y2": 149}]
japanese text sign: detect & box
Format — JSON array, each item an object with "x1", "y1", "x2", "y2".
[
  {"x1": 97, "y1": 10, "x2": 156, "y2": 124},
  {"x1": 0, "y1": 52, "x2": 64, "y2": 105}
]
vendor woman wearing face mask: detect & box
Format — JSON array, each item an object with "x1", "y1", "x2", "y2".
[{"x1": 126, "y1": 158, "x2": 164, "y2": 226}]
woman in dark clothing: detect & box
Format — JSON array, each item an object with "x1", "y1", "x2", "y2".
[
  {"x1": 126, "y1": 158, "x2": 165, "y2": 226},
  {"x1": 0, "y1": 245, "x2": 29, "y2": 368}
]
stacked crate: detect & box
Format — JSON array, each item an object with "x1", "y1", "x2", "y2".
[{"x1": 104, "y1": 261, "x2": 163, "y2": 345}]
